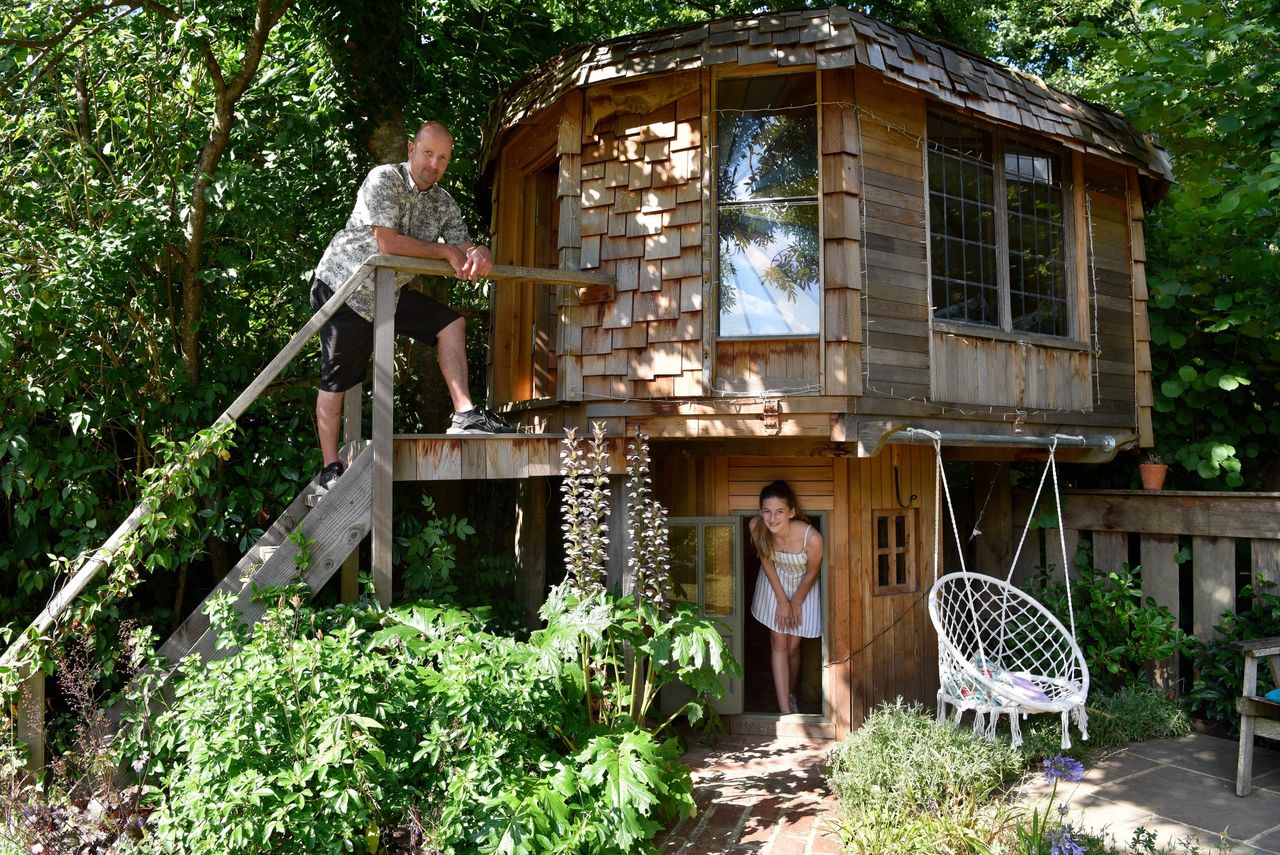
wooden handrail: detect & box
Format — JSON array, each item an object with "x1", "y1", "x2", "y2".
[{"x1": 0, "y1": 257, "x2": 612, "y2": 668}]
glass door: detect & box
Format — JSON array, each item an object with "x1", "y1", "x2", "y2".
[{"x1": 666, "y1": 517, "x2": 744, "y2": 715}]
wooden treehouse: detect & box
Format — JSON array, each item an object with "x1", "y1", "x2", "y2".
[
  {"x1": 480, "y1": 6, "x2": 1172, "y2": 736},
  {"x1": 3, "y1": 6, "x2": 1175, "y2": 765}
]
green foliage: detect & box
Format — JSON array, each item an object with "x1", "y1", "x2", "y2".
[
  {"x1": 827, "y1": 700, "x2": 1023, "y2": 853},
  {"x1": 1026, "y1": 544, "x2": 1189, "y2": 692},
  {"x1": 1013, "y1": 685, "x2": 1190, "y2": 761},
  {"x1": 1058, "y1": 0, "x2": 1280, "y2": 488},
  {"x1": 124, "y1": 590, "x2": 714, "y2": 854},
  {"x1": 1183, "y1": 583, "x2": 1280, "y2": 730}
]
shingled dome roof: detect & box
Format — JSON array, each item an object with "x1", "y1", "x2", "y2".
[{"x1": 484, "y1": 6, "x2": 1172, "y2": 192}]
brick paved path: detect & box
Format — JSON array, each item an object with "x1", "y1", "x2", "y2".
[{"x1": 656, "y1": 736, "x2": 845, "y2": 854}]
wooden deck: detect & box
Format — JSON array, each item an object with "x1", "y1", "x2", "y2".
[{"x1": 390, "y1": 434, "x2": 627, "y2": 481}]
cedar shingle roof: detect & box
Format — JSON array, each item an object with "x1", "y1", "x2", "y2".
[{"x1": 484, "y1": 6, "x2": 1173, "y2": 188}]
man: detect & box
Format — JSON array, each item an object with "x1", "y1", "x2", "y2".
[{"x1": 310, "y1": 120, "x2": 513, "y2": 494}]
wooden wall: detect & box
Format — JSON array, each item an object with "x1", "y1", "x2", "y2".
[
  {"x1": 931, "y1": 336, "x2": 1093, "y2": 409},
  {"x1": 652, "y1": 445, "x2": 938, "y2": 735},
  {"x1": 856, "y1": 74, "x2": 932, "y2": 400},
  {"x1": 573, "y1": 76, "x2": 707, "y2": 402},
  {"x1": 1085, "y1": 164, "x2": 1138, "y2": 420},
  {"x1": 821, "y1": 68, "x2": 863, "y2": 396},
  {"x1": 489, "y1": 62, "x2": 1152, "y2": 445}
]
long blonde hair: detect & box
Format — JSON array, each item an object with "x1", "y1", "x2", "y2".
[{"x1": 751, "y1": 480, "x2": 808, "y2": 561}]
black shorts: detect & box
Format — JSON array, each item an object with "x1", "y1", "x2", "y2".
[{"x1": 311, "y1": 279, "x2": 461, "y2": 393}]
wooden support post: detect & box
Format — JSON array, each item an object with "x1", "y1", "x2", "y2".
[
  {"x1": 1046, "y1": 528, "x2": 1079, "y2": 584},
  {"x1": 1093, "y1": 531, "x2": 1129, "y2": 574},
  {"x1": 1140, "y1": 533, "x2": 1181, "y2": 694},
  {"x1": 1010, "y1": 491, "x2": 1042, "y2": 587},
  {"x1": 371, "y1": 270, "x2": 396, "y2": 608},
  {"x1": 515, "y1": 478, "x2": 548, "y2": 628},
  {"x1": 341, "y1": 384, "x2": 363, "y2": 602},
  {"x1": 605, "y1": 475, "x2": 630, "y2": 594},
  {"x1": 1252, "y1": 538, "x2": 1280, "y2": 605},
  {"x1": 973, "y1": 463, "x2": 1011, "y2": 577},
  {"x1": 1192, "y1": 535, "x2": 1235, "y2": 643},
  {"x1": 16, "y1": 665, "x2": 44, "y2": 773}
]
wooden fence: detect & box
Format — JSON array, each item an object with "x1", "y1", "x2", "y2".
[{"x1": 1009, "y1": 488, "x2": 1280, "y2": 693}]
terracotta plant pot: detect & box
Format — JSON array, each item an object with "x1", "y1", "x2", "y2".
[{"x1": 1139, "y1": 463, "x2": 1168, "y2": 491}]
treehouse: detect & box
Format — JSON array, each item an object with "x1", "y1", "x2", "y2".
[{"x1": 481, "y1": 6, "x2": 1172, "y2": 735}]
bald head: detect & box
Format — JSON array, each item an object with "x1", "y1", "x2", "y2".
[{"x1": 406, "y1": 122, "x2": 453, "y2": 191}]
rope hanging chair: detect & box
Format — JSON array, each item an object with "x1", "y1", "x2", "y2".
[{"x1": 924, "y1": 431, "x2": 1090, "y2": 749}]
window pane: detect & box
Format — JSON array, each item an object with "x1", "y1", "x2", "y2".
[
  {"x1": 896, "y1": 553, "x2": 907, "y2": 586},
  {"x1": 669, "y1": 525, "x2": 698, "y2": 605},
  {"x1": 704, "y1": 524, "x2": 736, "y2": 617},
  {"x1": 878, "y1": 554, "x2": 889, "y2": 587},
  {"x1": 927, "y1": 114, "x2": 997, "y2": 327},
  {"x1": 894, "y1": 514, "x2": 906, "y2": 548},
  {"x1": 1005, "y1": 142, "x2": 1067, "y2": 336},
  {"x1": 717, "y1": 75, "x2": 817, "y2": 202},
  {"x1": 718, "y1": 202, "x2": 820, "y2": 336}
]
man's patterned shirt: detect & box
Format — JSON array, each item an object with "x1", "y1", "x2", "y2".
[{"x1": 313, "y1": 162, "x2": 469, "y2": 321}]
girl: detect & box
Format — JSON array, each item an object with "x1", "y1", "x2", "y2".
[{"x1": 748, "y1": 480, "x2": 823, "y2": 714}]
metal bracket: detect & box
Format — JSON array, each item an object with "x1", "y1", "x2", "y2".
[{"x1": 763, "y1": 400, "x2": 781, "y2": 435}]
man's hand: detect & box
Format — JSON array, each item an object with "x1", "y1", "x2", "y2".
[{"x1": 459, "y1": 244, "x2": 492, "y2": 281}]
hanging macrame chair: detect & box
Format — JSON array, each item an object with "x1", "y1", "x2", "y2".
[{"x1": 923, "y1": 431, "x2": 1090, "y2": 749}]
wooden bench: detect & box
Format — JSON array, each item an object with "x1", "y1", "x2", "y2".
[{"x1": 1235, "y1": 635, "x2": 1280, "y2": 797}]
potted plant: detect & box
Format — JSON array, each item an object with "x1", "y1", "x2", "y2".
[{"x1": 1139, "y1": 451, "x2": 1168, "y2": 491}]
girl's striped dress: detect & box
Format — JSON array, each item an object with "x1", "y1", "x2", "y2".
[{"x1": 750, "y1": 524, "x2": 821, "y2": 637}]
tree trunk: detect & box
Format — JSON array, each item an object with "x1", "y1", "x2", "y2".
[{"x1": 175, "y1": 0, "x2": 294, "y2": 383}]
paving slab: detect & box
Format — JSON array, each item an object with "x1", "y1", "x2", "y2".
[{"x1": 1128, "y1": 733, "x2": 1280, "y2": 784}]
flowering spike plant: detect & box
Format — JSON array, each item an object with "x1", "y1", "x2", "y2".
[
  {"x1": 625, "y1": 432, "x2": 672, "y2": 611},
  {"x1": 559, "y1": 423, "x2": 611, "y2": 595},
  {"x1": 543, "y1": 423, "x2": 740, "y2": 732}
]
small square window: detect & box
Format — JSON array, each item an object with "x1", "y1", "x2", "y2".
[{"x1": 872, "y1": 509, "x2": 917, "y2": 596}]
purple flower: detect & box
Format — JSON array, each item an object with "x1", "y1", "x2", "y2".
[
  {"x1": 1048, "y1": 825, "x2": 1084, "y2": 855},
  {"x1": 1057, "y1": 801, "x2": 1070, "y2": 817},
  {"x1": 1043, "y1": 754, "x2": 1085, "y2": 784}
]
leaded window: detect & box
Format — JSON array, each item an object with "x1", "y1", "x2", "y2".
[{"x1": 928, "y1": 113, "x2": 1070, "y2": 338}]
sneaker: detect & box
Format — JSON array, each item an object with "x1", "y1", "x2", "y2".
[
  {"x1": 447, "y1": 406, "x2": 516, "y2": 435},
  {"x1": 314, "y1": 461, "x2": 344, "y2": 496}
]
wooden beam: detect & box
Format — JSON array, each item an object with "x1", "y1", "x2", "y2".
[
  {"x1": 371, "y1": 268, "x2": 396, "y2": 608},
  {"x1": 1252, "y1": 538, "x2": 1280, "y2": 605},
  {"x1": 16, "y1": 665, "x2": 44, "y2": 773},
  {"x1": 366, "y1": 255, "x2": 614, "y2": 288},
  {"x1": 1140, "y1": 533, "x2": 1181, "y2": 694},
  {"x1": 341, "y1": 384, "x2": 362, "y2": 603},
  {"x1": 972, "y1": 463, "x2": 1012, "y2": 577},
  {"x1": 1049, "y1": 492, "x2": 1280, "y2": 540},
  {"x1": 1192, "y1": 535, "x2": 1235, "y2": 642}
]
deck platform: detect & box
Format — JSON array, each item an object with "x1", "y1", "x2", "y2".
[{"x1": 389, "y1": 433, "x2": 627, "y2": 481}]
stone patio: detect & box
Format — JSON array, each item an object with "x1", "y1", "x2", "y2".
[{"x1": 658, "y1": 731, "x2": 1280, "y2": 854}]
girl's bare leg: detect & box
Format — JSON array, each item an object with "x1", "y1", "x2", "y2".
[
  {"x1": 787, "y1": 635, "x2": 802, "y2": 699},
  {"x1": 769, "y1": 630, "x2": 792, "y2": 713}
]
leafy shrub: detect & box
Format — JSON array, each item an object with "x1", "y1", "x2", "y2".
[
  {"x1": 1026, "y1": 546, "x2": 1189, "y2": 692},
  {"x1": 827, "y1": 700, "x2": 1022, "y2": 853},
  {"x1": 1014, "y1": 685, "x2": 1190, "y2": 762},
  {"x1": 1184, "y1": 583, "x2": 1280, "y2": 730},
  {"x1": 123, "y1": 585, "x2": 729, "y2": 854}
]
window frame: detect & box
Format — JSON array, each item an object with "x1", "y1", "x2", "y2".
[
  {"x1": 711, "y1": 68, "x2": 824, "y2": 342},
  {"x1": 925, "y1": 110, "x2": 1082, "y2": 347},
  {"x1": 870, "y1": 508, "x2": 919, "y2": 597}
]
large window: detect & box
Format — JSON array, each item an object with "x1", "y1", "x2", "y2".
[
  {"x1": 716, "y1": 74, "x2": 819, "y2": 338},
  {"x1": 928, "y1": 113, "x2": 1070, "y2": 338}
]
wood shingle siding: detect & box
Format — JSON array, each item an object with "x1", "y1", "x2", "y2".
[{"x1": 484, "y1": 6, "x2": 1171, "y2": 194}]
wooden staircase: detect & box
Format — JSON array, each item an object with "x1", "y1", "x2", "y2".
[{"x1": 2, "y1": 254, "x2": 616, "y2": 770}]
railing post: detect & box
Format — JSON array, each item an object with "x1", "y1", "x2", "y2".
[
  {"x1": 16, "y1": 665, "x2": 44, "y2": 773},
  {"x1": 371, "y1": 268, "x2": 396, "y2": 608},
  {"x1": 341, "y1": 383, "x2": 363, "y2": 602}
]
